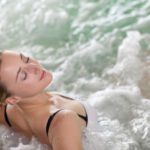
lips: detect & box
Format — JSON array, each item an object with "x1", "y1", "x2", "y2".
[{"x1": 40, "y1": 70, "x2": 46, "y2": 80}]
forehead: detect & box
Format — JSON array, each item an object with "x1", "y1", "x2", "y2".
[
  {"x1": 0, "y1": 51, "x2": 20, "y2": 81},
  {"x1": 2, "y1": 50, "x2": 19, "y2": 57},
  {"x1": 1, "y1": 51, "x2": 20, "y2": 68}
]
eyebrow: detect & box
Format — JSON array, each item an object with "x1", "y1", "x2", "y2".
[{"x1": 15, "y1": 54, "x2": 22, "y2": 82}]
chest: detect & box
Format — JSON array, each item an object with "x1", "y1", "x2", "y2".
[{"x1": 9, "y1": 95, "x2": 85, "y2": 144}]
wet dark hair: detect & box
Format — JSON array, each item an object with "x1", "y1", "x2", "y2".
[{"x1": 0, "y1": 52, "x2": 11, "y2": 103}]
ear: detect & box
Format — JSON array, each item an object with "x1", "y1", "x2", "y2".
[{"x1": 5, "y1": 96, "x2": 21, "y2": 105}]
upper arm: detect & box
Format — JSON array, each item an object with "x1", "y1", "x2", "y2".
[{"x1": 48, "y1": 110, "x2": 83, "y2": 150}]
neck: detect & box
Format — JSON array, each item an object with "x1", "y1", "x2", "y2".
[{"x1": 16, "y1": 92, "x2": 51, "y2": 115}]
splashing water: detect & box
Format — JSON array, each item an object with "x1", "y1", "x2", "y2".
[{"x1": 0, "y1": 0, "x2": 150, "y2": 149}]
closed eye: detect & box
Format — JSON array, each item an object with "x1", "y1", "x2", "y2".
[
  {"x1": 19, "y1": 53, "x2": 29, "y2": 80},
  {"x1": 22, "y1": 71, "x2": 27, "y2": 80}
]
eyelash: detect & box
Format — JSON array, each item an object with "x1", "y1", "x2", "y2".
[
  {"x1": 20, "y1": 54, "x2": 30, "y2": 80},
  {"x1": 23, "y1": 71, "x2": 27, "y2": 80},
  {"x1": 24, "y1": 57, "x2": 30, "y2": 80}
]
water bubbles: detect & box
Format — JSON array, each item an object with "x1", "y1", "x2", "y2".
[{"x1": 44, "y1": 9, "x2": 68, "y2": 25}]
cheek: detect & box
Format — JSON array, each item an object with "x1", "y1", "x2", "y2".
[
  {"x1": 13, "y1": 79, "x2": 37, "y2": 93},
  {"x1": 23, "y1": 81, "x2": 38, "y2": 90},
  {"x1": 23, "y1": 78, "x2": 43, "y2": 90},
  {"x1": 8, "y1": 72, "x2": 52, "y2": 96},
  {"x1": 15, "y1": 83, "x2": 40, "y2": 97}
]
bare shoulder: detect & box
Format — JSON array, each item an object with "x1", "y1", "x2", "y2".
[
  {"x1": 49, "y1": 110, "x2": 80, "y2": 136},
  {"x1": 48, "y1": 110, "x2": 83, "y2": 150}
]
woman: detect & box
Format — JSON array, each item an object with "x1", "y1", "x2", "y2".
[{"x1": 0, "y1": 50, "x2": 99, "y2": 150}]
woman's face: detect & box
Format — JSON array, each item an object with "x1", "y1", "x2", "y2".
[{"x1": 0, "y1": 51, "x2": 53, "y2": 97}]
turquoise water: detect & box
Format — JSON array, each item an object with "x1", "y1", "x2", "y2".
[{"x1": 0, "y1": 0, "x2": 150, "y2": 150}]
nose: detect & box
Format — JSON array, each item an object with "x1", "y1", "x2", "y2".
[{"x1": 24, "y1": 63, "x2": 40, "y2": 74}]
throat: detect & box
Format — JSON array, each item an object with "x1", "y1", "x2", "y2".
[{"x1": 17, "y1": 92, "x2": 51, "y2": 115}]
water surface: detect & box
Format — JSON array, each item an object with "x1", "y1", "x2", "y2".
[{"x1": 0, "y1": 0, "x2": 150, "y2": 149}]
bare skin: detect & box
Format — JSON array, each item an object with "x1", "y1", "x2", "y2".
[
  {"x1": 1, "y1": 93, "x2": 86, "y2": 150},
  {"x1": 0, "y1": 51, "x2": 85, "y2": 150}
]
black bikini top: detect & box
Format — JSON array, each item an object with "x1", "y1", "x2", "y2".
[
  {"x1": 4, "y1": 104, "x2": 12, "y2": 127},
  {"x1": 46, "y1": 109, "x2": 88, "y2": 136},
  {"x1": 4, "y1": 94, "x2": 88, "y2": 137},
  {"x1": 46, "y1": 94, "x2": 88, "y2": 136}
]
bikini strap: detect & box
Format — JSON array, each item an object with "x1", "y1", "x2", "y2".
[
  {"x1": 4, "y1": 105, "x2": 12, "y2": 127},
  {"x1": 46, "y1": 109, "x2": 63, "y2": 136},
  {"x1": 77, "y1": 113, "x2": 88, "y2": 126},
  {"x1": 46, "y1": 109, "x2": 88, "y2": 136}
]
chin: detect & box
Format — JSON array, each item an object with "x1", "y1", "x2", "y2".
[
  {"x1": 47, "y1": 72, "x2": 53, "y2": 84},
  {"x1": 43, "y1": 77, "x2": 53, "y2": 90},
  {"x1": 46, "y1": 79, "x2": 52, "y2": 88}
]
